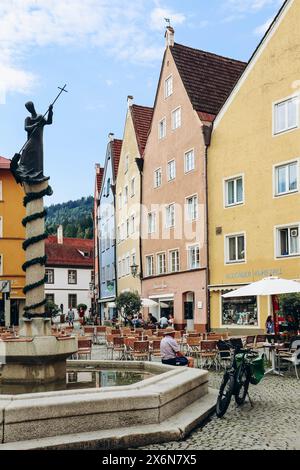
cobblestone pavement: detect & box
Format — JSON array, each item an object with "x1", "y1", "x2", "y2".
[
  {"x1": 91, "y1": 344, "x2": 300, "y2": 450},
  {"x1": 141, "y1": 371, "x2": 300, "y2": 451}
]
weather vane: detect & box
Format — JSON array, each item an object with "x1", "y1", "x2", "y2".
[{"x1": 164, "y1": 18, "x2": 171, "y2": 27}]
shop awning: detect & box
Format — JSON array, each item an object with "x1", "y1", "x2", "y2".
[
  {"x1": 141, "y1": 298, "x2": 159, "y2": 307},
  {"x1": 222, "y1": 277, "x2": 300, "y2": 298}
]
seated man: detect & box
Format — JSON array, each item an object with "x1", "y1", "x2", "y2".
[{"x1": 160, "y1": 329, "x2": 188, "y2": 366}]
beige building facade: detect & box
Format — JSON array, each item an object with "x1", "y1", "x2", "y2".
[
  {"x1": 116, "y1": 99, "x2": 153, "y2": 295},
  {"x1": 208, "y1": 0, "x2": 300, "y2": 335},
  {"x1": 141, "y1": 28, "x2": 245, "y2": 330}
]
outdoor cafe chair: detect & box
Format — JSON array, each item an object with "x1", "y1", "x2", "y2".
[
  {"x1": 186, "y1": 337, "x2": 201, "y2": 367},
  {"x1": 132, "y1": 341, "x2": 150, "y2": 361},
  {"x1": 124, "y1": 337, "x2": 135, "y2": 360},
  {"x1": 276, "y1": 338, "x2": 300, "y2": 379},
  {"x1": 198, "y1": 340, "x2": 219, "y2": 370},
  {"x1": 83, "y1": 326, "x2": 95, "y2": 343},
  {"x1": 150, "y1": 340, "x2": 162, "y2": 361},
  {"x1": 113, "y1": 336, "x2": 126, "y2": 360},
  {"x1": 245, "y1": 335, "x2": 256, "y2": 349},
  {"x1": 217, "y1": 340, "x2": 232, "y2": 369},
  {"x1": 105, "y1": 334, "x2": 114, "y2": 359},
  {"x1": 95, "y1": 326, "x2": 107, "y2": 344},
  {"x1": 76, "y1": 338, "x2": 92, "y2": 360}
]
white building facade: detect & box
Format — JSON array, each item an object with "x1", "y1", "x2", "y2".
[{"x1": 45, "y1": 228, "x2": 94, "y2": 317}]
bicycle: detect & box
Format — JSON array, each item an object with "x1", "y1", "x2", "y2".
[{"x1": 216, "y1": 340, "x2": 263, "y2": 418}]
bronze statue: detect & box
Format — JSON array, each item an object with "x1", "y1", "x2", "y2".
[
  {"x1": 11, "y1": 102, "x2": 53, "y2": 185},
  {"x1": 11, "y1": 84, "x2": 67, "y2": 185}
]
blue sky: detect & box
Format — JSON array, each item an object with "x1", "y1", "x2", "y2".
[{"x1": 0, "y1": 0, "x2": 284, "y2": 204}]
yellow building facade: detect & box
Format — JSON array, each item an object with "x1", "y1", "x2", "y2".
[
  {"x1": 0, "y1": 157, "x2": 26, "y2": 325},
  {"x1": 115, "y1": 99, "x2": 153, "y2": 294},
  {"x1": 208, "y1": 0, "x2": 300, "y2": 334}
]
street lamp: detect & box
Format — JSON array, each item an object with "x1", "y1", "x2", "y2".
[{"x1": 130, "y1": 262, "x2": 140, "y2": 278}]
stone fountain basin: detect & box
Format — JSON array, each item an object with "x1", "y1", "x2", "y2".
[{"x1": 0, "y1": 360, "x2": 217, "y2": 449}]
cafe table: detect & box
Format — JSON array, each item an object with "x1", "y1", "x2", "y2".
[{"x1": 263, "y1": 342, "x2": 285, "y2": 376}]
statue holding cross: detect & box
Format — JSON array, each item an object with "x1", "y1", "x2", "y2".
[{"x1": 11, "y1": 84, "x2": 68, "y2": 185}]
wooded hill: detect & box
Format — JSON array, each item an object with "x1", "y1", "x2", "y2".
[{"x1": 45, "y1": 196, "x2": 94, "y2": 239}]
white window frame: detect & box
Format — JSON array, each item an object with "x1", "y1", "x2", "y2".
[
  {"x1": 184, "y1": 149, "x2": 195, "y2": 173},
  {"x1": 68, "y1": 269, "x2": 77, "y2": 284},
  {"x1": 165, "y1": 203, "x2": 175, "y2": 228},
  {"x1": 185, "y1": 194, "x2": 198, "y2": 221},
  {"x1": 124, "y1": 186, "x2": 128, "y2": 205},
  {"x1": 169, "y1": 249, "x2": 180, "y2": 273},
  {"x1": 101, "y1": 266, "x2": 106, "y2": 283},
  {"x1": 171, "y1": 106, "x2": 181, "y2": 130},
  {"x1": 273, "y1": 159, "x2": 299, "y2": 197},
  {"x1": 118, "y1": 259, "x2": 122, "y2": 278},
  {"x1": 164, "y1": 75, "x2": 173, "y2": 98},
  {"x1": 45, "y1": 268, "x2": 54, "y2": 284},
  {"x1": 167, "y1": 159, "x2": 176, "y2": 182},
  {"x1": 154, "y1": 168, "x2": 162, "y2": 188},
  {"x1": 187, "y1": 244, "x2": 200, "y2": 270},
  {"x1": 125, "y1": 154, "x2": 129, "y2": 173},
  {"x1": 131, "y1": 177, "x2": 135, "y2": 197},
  {"x1": 224, "y1": 174, "x2": 245, "y2": 208},
  {"x1": 130, "y1": 214, "x2": 135, "y2": 234},
  {"x1": 225, "y1": 232, "x2": 246, "y2": 265},
  {"x1": 148, "y1": 212, "x2": 156, "y2": 234},
  {"x1": 156, "y1": 252, "x2": 166, "y2": 275},
  {"x1": 273, "y1": 95, "x2": 299, "y2": 136},
  {"x1": 274, "y1": 222, "x2": 300, "y2": 259},
  {"x1": 145, "y1": 254, "x2": 154, "y2": 277},
  {"x1": 158, "y1": 117, "x2": 166, "y2": 140}
]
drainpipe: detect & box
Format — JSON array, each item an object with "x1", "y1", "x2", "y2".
[
  {"x1": 202, "y1": 124, "x2": 212, "y2": 333},
  {"x1": 135, "y1": 157, "x2": 144, "y2": 286}
]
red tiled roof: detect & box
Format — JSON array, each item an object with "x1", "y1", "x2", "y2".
[
  {"x1": 0, "y1": 156, "x2": 10, "y2": 169},
  {"x1": 96, "y1": 166, "x2": 104, "y2": 193},
  {"x1": 131, "y1": 105, "x2": 153, "y2": 156},
  {"x1": 46, "y1": 236, "x2": 94, "y2": 268},
  {"x1": 112, "y1": 139, "x2": 122, "y2": 179},
  {"x1": 170, "y1": 43, "x2": 247, "y2": 116}
]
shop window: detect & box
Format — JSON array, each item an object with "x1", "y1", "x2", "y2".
[{"x1": 222, "y1": 295, "x2": 258, "y2": 326}]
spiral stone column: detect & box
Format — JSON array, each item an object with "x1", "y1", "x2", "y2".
[{"x1": 22, "y1": 181, "x2": 51, "y2": 320}]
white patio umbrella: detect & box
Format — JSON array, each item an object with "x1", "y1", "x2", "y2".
[
  {"x1": 141, "y1": 298, "x2": 159, "y2": 307},
  {"x1": 222, "y1": 277, "x2": 300, "y2": 298}
]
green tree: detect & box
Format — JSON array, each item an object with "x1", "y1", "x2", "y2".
[
  {"x1": 115, "y1": 292, "x2": 142, "y2": 320},
  {"x1": 279, "y1": 293, "x2": 300, "y2": 331}
]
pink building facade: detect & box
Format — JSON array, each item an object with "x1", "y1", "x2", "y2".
[{"x1": 141, "y1": 28, "x2": 245, "y2": 330}]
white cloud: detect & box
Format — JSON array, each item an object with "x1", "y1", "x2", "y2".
[
  {"x1": 0, "y1": 0, "x2": 186, "y2": 96},
  {"x1": 253, "y1": 17, "x2": 273, "y2": 35}
]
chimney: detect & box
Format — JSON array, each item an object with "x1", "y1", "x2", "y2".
[
  {"x1": 127, "y1": 95, "x2": 134, "y2": 108},
  {"x1": 165, "y1": 26, "x2": 175, "y2": 48},
  {"x1": 108, "y1": 132, "x2": 114, "y2": 142},
  {"x1": 95, "y1": 163, "x2": 100, "y2": 173},
  {"x1": 57, "y1": 225, "x2": 63, "y2": 245}
]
